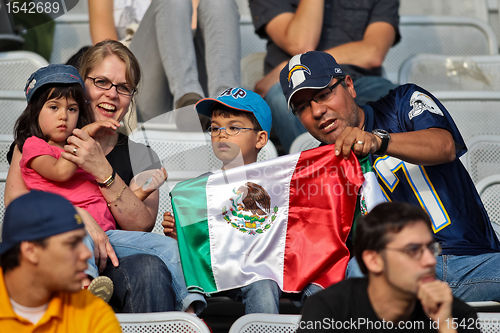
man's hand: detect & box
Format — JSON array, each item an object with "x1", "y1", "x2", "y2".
[
  {"x1": 334, "y1": 126, "x2": 381, "y2": 159},
  {"x1": 162, "y1": 211, "x2": 177, "y2": 240},
  {"x1": 418, "y1": 280, "x2": 456, "y2": 333}
]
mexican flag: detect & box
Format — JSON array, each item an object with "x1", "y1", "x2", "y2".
[
  {"x1": 359, "y1": 155, "x2": 388, "y2": 215},
  {"x1": 170, "y1": 144, "x2": 364, "y2": 294}
]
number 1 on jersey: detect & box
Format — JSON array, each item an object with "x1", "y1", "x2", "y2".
[{"x1": 373, "y1": 156, "x2": 451, "y2": 233}]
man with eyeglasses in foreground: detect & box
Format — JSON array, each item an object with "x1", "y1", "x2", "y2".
[
  {"x1": 297, "y1": 202, "x2": 479, "y2": 333},
  {"x1": 280, "y1": 51, "x2": 500, "y2": 302}
]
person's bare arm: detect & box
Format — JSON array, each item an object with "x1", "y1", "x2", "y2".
[
  {"x1": 63, "y1": 129, "x2": 157, "y2": 231},
  {"x1": 191, "y1": 0, "x2": 199, "y2": 30},
  {"x1": 265, "y1": 0, "x2": 324, "y2": 56},
  {"x1": 267, "y1": 3, "x2": 396, "y2": 69},
  {"x1": 256, "y1": 10, "x2": 396, "y2": 97},
  {"x1": 324, "y1": 21, "x2": 396, "y2": 69},
  {"x1": 4, "y1": 146, "x2": 29, "y2": 206},
  {"x1": 254, "y1": 0, "x2": 324, "y2": 97},
  {"x1": 336, "y1": 127, "x2": 456, "y2": 166},
  {"x1": 29, "y1": 154, "x2": 77, "y2": 182},
  {"x1": 81, "y1": 119, "x2": 120, "y2": 138},
  {"x1": 88, "y1": 0, "x2": 118, "y2": 44},
  {"x1": 254, "y1": 60, "x2": 288, "y2": 97}
]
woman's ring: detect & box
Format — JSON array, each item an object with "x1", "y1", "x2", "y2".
[
  {"x1": 356, "y1": 140, "x2": 364, "y2": 145},
  {"x1": 73, "y1": 147, "x2": 78, "y2": 155}
]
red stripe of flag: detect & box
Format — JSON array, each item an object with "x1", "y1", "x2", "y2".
[{"x1": 283, "y1": 145, "x2": 364, "y2": 291}]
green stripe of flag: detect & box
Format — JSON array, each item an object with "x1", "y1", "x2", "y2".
[
  {"x1": 359, "y1": 155, "x2": 372, "y2": 174},
  {"x1": 353, "y1": 156, "x2": 386, "y2": 233},
  {"x1": 170, "y1": 175, "x2": 217, "y2": 293}
]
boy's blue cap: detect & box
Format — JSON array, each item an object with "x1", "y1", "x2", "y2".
[
  {"x1": 0, "y1": 191, "x2": 84, "y2": 255},
  {"x1": 24, "y1": 64, "x2": 84, "y2": 102},
  {"x1": 279, "y1": 51, "x2": 345, "y2": 110},
  {"x1": 195, "y1": 87, "x2": 272, "y2": 134}
]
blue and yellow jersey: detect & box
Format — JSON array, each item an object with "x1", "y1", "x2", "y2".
[{"x1": 363, "y1": 84, "x2": 500, "y2": 255}]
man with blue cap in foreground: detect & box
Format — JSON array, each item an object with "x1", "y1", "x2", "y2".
[{"x1": 0, "y1": 191, "x2": 121, "y2": 332}]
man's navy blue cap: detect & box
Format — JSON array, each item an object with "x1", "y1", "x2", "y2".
[
  {"x1": 24, "y1": 64, "x2": 85, "y2": 102},
  {"x1": 195, "y1": 87, "x2": 272, "y2": 135},
  {"x1": 0, "y1": 191, "x2": 84, "y2": 255},
  {"x1": 279, "y1": 51, "x2": 345, "y2": 110}
]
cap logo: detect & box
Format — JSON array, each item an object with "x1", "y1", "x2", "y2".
[
  {"x1": 288, "y1": 65, "x2": 311, "y2": 82},
  {"x1": 287, "y1": 64, "x2": 311, "y2": 89},
  {"x1": 219, "y1": 88, "x2": 247, "y2": 99},
  {"x1": 335, "y1": 68, "x2": 342, "y2": 74},
  {"x1": 26, "y1": 78, "x2": 36, "y2": 94},
  {"x1": 74, "y1": 214, "x2": 83, "y2": 224}
]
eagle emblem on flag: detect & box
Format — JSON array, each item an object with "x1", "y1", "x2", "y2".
[{"x1": 222, "y1": 182, "x2": 278, "y2": 235}]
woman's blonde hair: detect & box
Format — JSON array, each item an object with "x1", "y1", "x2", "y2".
[{"x1": 79, "y1": 40, "x2": 141, "y2": 90}]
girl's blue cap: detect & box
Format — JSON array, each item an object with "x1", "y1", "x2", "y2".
[{"x1": 24, "y1": 64, "x2": 85, "y2": 102}]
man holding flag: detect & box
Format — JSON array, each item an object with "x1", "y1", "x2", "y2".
[
  {"x1": 279, "y1": 50, "x2": 500, "y2": 302},
  {"x1": 166, "y1": 87, "x2": 365, "y2": 313}
]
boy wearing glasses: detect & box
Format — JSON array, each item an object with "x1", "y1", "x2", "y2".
[
  {"x1": 197, "y1": 87, "x2": 270, "y2": 170},
  {"x1": 297, "y1": 202, "x2": 479, "y2": 333},
  {"x1": 280, "y1": 51, "x2": 500, "y2": 302},
  {"x1": 163, "y1": 87, "x2": 284, "y2": 313}
]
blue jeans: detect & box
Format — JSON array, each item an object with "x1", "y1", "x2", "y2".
[
  {"x1": 265, "y1": 76, "x2": 397, "y2": 153},
  {"x1": 221, "y1": 279, "x2": 281, "y2": 314},
  {"x1": 345, "y1": 256, "x2": 365, "y2": 279},
  {"x1": 435, "y1": 254, "x2": 500, "y2": 302},
  {"x1": 103, "y1": 254, "x2": 175, "y2": 313},
  {"x1": 352, "y1": 75, "x2": 397, "y2": 106},
  {"x1": 221, "y1": 280, "x2": 322, "y2": 314},
  {"x1": 84, "y1": 230, "x2": 206, "y2": 313},
  {"x1": 242, "y1": 280, "x2": 281, "y2": 314}
]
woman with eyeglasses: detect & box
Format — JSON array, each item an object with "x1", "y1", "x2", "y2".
[{"x1": 5, "y1": 40, "x2": 206, "y2": 314}]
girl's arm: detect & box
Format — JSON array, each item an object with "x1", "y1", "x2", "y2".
[
  {"x1": 63, "y1": 129, "x2": 157, "y2": 231},
  {"x1": 81, "y1": 119, "x2": 120, "y2": 139},
  {"x1": 29, "y1": 154, "x2": 77, "y2": 182}
]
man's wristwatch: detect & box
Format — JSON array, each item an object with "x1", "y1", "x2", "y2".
[{"x1": 372, "y1": 129, "x2": 391, "y2": 155}]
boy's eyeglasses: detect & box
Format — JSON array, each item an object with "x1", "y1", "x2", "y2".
[
  {"x1": 384, "y1": 241, "x2": 442, "y2": 260},
  {"x1": 207, "y1": 126, "x2": 259, "y2": 137},
  {"x1": 87, "y1": 77, "x2": 136, "y2": 96},
  {"x1": 291, "y1": 77, "x2": 345, "y2": 115}
]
